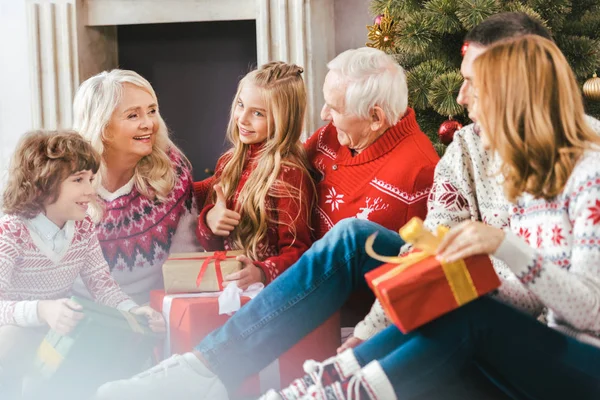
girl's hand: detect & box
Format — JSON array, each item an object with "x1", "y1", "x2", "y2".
[
  {"x1": 337, "y1": 335, "x2": 363, "y2": 354},
  {"x1": 130, "y1": 306, "x2": 166, "y2": 333},
  {"x1": 223, "y1": 255, "x2": 266, "y2": 290},
  {"x1": 37, "y1": 298, "x2": 84, "y2": 335},
  {"x1": 206, "y1": 184, "x2": 241, "y2": 236},
  {"x1": 436, "y1": 221, "x2": 505, "y2": 263}
]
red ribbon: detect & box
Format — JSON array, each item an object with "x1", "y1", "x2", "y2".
[{"x1": 196, "y1": 251, "x2": 228, "y2": 290}]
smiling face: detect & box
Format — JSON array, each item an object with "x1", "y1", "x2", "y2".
[
  {"x1": 320, "y1": 71, "x2": 376, "y2": 152},
  {"x1": 104, "y1": 83, "x2": 159, "y2": 161},
  {"x1": 234, "y1": 83, "x2": 270, "y2": 145},
  {"x1": 43, "y1": 170, "x2": 96, "y2": 228}
]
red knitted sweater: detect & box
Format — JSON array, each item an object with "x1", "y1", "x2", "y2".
[
  {"x1": 195, "y1": 144, "x2": 314, "y2": 284},
  {"x1": 305, "y1": 108, "x2": 439, "y2": 238}
]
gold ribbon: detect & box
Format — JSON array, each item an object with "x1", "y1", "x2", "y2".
[
  {"x1": 366, "y1": 217, "x2": 478, "y2": 306},
  {"x1": 37, "y1": 338, "x2": 64, "y2": 370}
]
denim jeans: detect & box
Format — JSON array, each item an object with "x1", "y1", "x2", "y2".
[
  {"x1": 195, "y1": 218, "x2": 403, "y2": 388},
  {"x1": 353, "y1": 297, "x2": 600, "y2": 400}
]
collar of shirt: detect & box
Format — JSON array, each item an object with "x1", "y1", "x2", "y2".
[{"x1": 26, "y1": 213, "x2": 68, "y2": 253}]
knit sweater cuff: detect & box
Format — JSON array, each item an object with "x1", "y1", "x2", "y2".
[
  {"x1": 13, "y1": 300, "x2": 44, "y2": 327},
  {"x1": 493, "y1": 230, "x2": 536, "y2": 277},
  {"x1": 117, "y1": 299, "x2": 139, "y2": 312},
  {"x1": 353, "y1": 300, "x2": 390, "y2": 340}
]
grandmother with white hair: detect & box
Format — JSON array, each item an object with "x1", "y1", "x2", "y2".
[
  {"x1": 72, "y1": 69, "x2": 200, "y2": 305},
  {"x1": 96, "y1": 48, "x2": 439, "y2": 400}
]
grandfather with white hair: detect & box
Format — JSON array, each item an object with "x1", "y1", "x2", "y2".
[{"x1": 96, "y1": 47, "x2": 439, "y2": 400}]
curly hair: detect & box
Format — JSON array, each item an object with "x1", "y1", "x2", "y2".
[{"x1": 2, "y1": 130, "x2": 101, "y2": 218}]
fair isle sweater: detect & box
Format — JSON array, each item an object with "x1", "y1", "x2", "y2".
[
  {"x1": 0, "y1": 215, "x2": 136, "y2": 328},
  {"x1": 72, "y1": 150, "x2": 200, "y2": 305},
  {"x1": 354, "y1": 118, "x2": 600, "y2": 342},
  {"x1": 304, "y1": 108, "x2": 439, "y2": 238},
  {"x1": 195, "y1": 144, "x2": 314, "y2": 284}
]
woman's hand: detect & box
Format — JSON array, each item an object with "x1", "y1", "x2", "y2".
[
  {"x1": 223, "y1": 255, "x2": 266, "y2": 290},
  {"x1": 337, "y1": 335, "x2": 363, "y2": 354},
  {"x1": 37, "y1": 298, "x2": 84, "y2": 335},
  {"x1": 130, "y1": 306, "x2": 166, "y2": 333},
  {"x1": 206, "y1": 184, "x2": 241, "y2": 236},
  {"x1": 436, "y1": 221, "x2": 505, "y2": 263}
]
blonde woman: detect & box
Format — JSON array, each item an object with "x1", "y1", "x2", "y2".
[
  {"x1": 72, "y1": 69, "x2": 199, "y2": 304},
  {"x1": 195, "y1": 62, "x2": 315, "y2": 289}
]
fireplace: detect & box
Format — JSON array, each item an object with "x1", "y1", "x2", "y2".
[{"x1": 25, "y1": 0, "x2": 336, "y2": 150}]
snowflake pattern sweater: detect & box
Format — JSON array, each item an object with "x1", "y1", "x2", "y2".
[
  {"x1": 195, "y1": 144, "x2": 314, "y2": 284},
  {"x1": 304, "y1": 108, "x2": 439, "y2": 238},
  {"x1": 0, "y1": 215, "x2": 135, "y2": 328},
  {"x1": 72, "y1": 149, "x2": 200, "y2": 304},
  {"x1": 354, "y1": 118, "x2": 600, "y2": 342}
]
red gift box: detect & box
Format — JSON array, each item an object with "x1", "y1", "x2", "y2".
[
  {"x1": 150, "y1": 290, "x2": 340, "y2": 397},
  {"x1": 364, "y1": 218, "x2": 501, "y2": 333}
]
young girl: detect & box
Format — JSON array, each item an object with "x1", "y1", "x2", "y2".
[
  {"x1": 196, "y1": 62, "x2": 315, "y2": 288},
  {"x1": 0, "y1": 131, "x2": 164, "y2": 386},
  {"x1": 262, "y1": 37, "x2": 600, "y2": 399}
]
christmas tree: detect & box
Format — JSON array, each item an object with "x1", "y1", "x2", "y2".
[{"x1": 367, "y1": 0, "x2": 600, "y2": 154}]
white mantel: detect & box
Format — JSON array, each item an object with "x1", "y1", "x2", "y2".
[{"x1": 25, "y1": 0, "x2": 335, "y2": 136}]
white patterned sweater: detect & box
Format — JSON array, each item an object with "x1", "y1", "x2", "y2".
[
  {"x1": 0, "y1": 215, "x2": 136, "y2": 328},
  {"x1": 354, "y1": 118, "x2": 600, "y2": 345}
]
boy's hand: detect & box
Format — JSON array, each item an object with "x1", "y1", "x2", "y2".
[
  {"x1": 206, "y1": 184, "x2": 241, "y2": 236},
  {"x1": 223, "y1": 255, "x2": 266, "y2": 290},
  {"x1": 130, "y1": 306, "x2": 166, "y2": 333},
  {"x1": 37, "y1": 298, "x2": 84, "y2": 335}
]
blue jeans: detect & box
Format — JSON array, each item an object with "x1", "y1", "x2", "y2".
[
  {"x1": 195, "y1": 219, "x2": 403, "y2": 387},
  {"x1": 354, "y1": 297, "x2": 600, "y2": 400}
]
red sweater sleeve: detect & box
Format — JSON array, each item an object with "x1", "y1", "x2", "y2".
[
  {"x1": 255, "y1": 168, "x2": 314, "y2": 284},
  {"x1": 406, "y1": 164, "x2": 435, "y2": 222}
]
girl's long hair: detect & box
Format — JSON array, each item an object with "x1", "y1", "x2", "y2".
[
  {"x1": 473, "y1": 35, "x2": 600, "y2": 202},
  {"x1": 215, "y1": 62, "x2": 315, "y2": 260}
]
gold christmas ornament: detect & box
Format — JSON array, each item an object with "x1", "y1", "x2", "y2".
[
  {"x1": 583, "y1": 73, "x2": 600, "y2": 101},
  {"x1": 366, "y1": 10, "x2": 395, "y2": 51}
]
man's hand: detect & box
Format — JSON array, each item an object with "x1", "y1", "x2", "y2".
[
  {"x1": 337, "y1": 335, "x2": 363, "y2": 353},
  {"x1": 436, "y1": 221, "x2": 505, "y2": 263},
  {"x1": 206, "y1": 184, "x2": 241, "y2": 236},
  {"x1": 130, "y1": 306, "x2": 166, "y2": 333},
  {"x1": 223, "y1": 255, "x2": 266, "y2": 290},
  {"x1": 37, "y1": 298, "x2": 84, "y2": 335}
]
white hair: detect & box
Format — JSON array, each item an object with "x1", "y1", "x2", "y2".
[
  {"x1": 73, "y1": 69, "x2": 181, "y2": 208},
  {"x1": 327, "y1": 47, "x2": 408, "y2": 125}
]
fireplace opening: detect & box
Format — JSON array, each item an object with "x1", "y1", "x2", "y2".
[{"x1": 118, "y1": 20, "x2": 257, "y2": 180}]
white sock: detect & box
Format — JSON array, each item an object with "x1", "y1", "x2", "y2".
[{"x1": 360, "y1": 361, "x2": 397, "y2": 400}]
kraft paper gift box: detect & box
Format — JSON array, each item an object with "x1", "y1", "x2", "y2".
[
  {"x1": 163, "y1": 250, "x2": 244, "y2": 293},
  {"x1": 150, "y1": 290, "x2": 341, "y2": 398},
  {"x1": 364, "y1": 217, "x2": 501, "y2": 334},
  {"x1": 27, "y1": 296, "x2": 161, "y2": 400}
]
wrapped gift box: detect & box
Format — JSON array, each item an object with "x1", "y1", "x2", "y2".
[
  {"x1": 150, "y1": 290, "x2": 341, "y2": 398},
  {"x1": 163, "y1": 250, "x2": 244, "y2": 293},
  {"x1": 28, "y1": 297, "x2": 161, "y2": 400},
  {"x1": 365, "y1": 218, "x2": 501, "y2": 333}
]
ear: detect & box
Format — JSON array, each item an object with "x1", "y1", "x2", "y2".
[{"x1": 369, "y1": 106, "x2": 386, "y2": 131}]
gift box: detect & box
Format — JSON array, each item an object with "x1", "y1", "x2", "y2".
[
  {"x1": 365, "y1": 218, "x2": 501, "y2": 333},
  {"x1": 163, "y1": 250, "x2": 244, "y2": 293},
  {"x1": 150, "y1": 290, "x2": 341, "y2": 398},
  {"x1": 28, "y1": 297, "x2": 161, "y2": 400}
]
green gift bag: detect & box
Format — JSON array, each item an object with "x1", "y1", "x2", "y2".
[{"x1": 27, "y1": 296, "x2": 161, "y2": 400}]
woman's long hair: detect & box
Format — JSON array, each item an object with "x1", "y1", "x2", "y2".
[
  {"x1": 473, "y1": 35, "x2": 600, "y2": 202},
  {"x1": 73, "y1": 69, "x2": 183, "y2": 217},
  {"x1": 215, "y1": 62, "x2": 315, "y2": 260}
]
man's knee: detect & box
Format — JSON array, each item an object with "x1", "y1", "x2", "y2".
[{"x1": 325, "y1": 218, "x2": 382, "y2": 243}]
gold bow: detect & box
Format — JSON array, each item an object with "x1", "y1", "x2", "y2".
[{"x1": 366, "y1": 218, "x2": 479, "y2": 306}]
